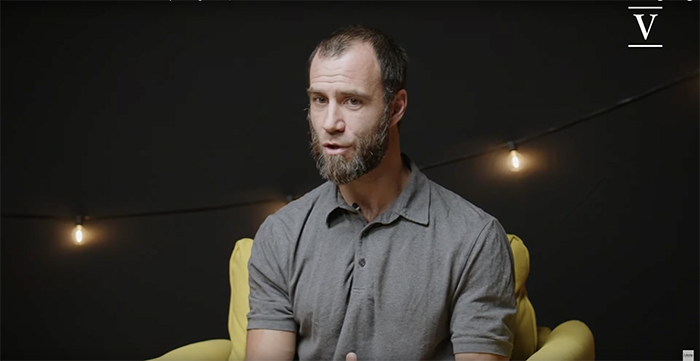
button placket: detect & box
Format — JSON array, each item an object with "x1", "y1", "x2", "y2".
[
  {"x1": 358, "y1": 224, "x2": 374, "y2": 270},
  {"x1": 357, "y1": 229, "x2": 367, "y2": 269},
  {"x1": 355, "y1": 225, "x2": 369, "y2": 291},
  {"x1": 352, "y1": 220, "x2": 368, "y2": 293}
]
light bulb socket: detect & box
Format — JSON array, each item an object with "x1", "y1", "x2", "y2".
[
  {"x1": 76, "y1": 215, "x2": 83, "y2": 226},
  {"x1": 507, "y1": 141, "x2": 517, "y2": 151}
]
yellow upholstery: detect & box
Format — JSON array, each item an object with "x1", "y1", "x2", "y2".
[
  {"x1": 227, "y1": 238, "x2": 253, "y2": 361},
  {"x1": 530, "y1": 320, "x2": 595, "y2": 360},
  {"x1": 509, "y1": 234, "x2": 538, "y2": 359},
  {"x1": 150, "y1": 235, "x2": 594, "y2": 361},
  {"x1": 148, "y1": 339, "x2": 231, "y2": 360}
]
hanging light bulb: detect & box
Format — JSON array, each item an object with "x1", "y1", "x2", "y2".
[
  {"x1": 72, "y1": 215, "x2": 85, "y2": 245},
  {"x1": 507, "y1": 141, "x2": 523, "y2": 172}
]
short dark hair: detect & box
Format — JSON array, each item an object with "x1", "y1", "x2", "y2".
[{"x1": 306, "y1": 25, "x2": 408, "y2": 107}]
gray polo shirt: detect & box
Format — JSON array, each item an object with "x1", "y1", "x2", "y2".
[{"x1": 247, "y1": 154, "x2": 516, "y2": 360}]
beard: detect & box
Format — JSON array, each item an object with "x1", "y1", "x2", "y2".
[{"x1": 309, "y1": 106, "x2": 392, "y2": 185}]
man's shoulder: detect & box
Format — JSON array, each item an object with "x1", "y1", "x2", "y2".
[
  {"x1": 423, "y1": 177, "x2": 509, "y2": 262},
  {"x1": 425, "y1": 177, "x2": 499, "y2": 230},
  {"x1": 261, "y1": 180, "x2": 333, "y2": 230}
]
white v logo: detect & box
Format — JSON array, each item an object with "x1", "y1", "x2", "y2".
[{"x1": 633, "y1": 13, "x2": 658, "y2": 40}]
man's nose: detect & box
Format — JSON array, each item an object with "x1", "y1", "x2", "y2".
[{"x1": 322, "y1": 102, "x2": 345, "y2": 134}]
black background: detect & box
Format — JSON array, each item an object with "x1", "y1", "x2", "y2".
[{"x1": 2, "y1": 1, "x2": 698, "y2": 360}]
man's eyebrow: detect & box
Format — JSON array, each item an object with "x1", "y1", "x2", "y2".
[
  {"x1": 306, "y1": 88, "x2": 371, "y2": 98},
  {"x1": 306, "y1": 88, "x2": 322, "y2": 96}
]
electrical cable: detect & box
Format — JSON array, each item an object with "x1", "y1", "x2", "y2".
[
  {"x1": 2, "y1": 68, "x2": 697, "y2": 221},
  {"x1": 419, "y1": 68, "x2": 699, "y2": 171},
  {"x1": 1, "y1": 199, "x2": 281, "y2": 221}
]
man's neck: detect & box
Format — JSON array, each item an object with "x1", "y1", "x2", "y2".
[{"x1": 338, "y1": 146, "x2": 411, "y2": 223}]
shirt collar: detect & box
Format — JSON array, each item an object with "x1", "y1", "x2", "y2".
[{"x1": 321, "y1": 153, "x2": 431, "y2": 227}]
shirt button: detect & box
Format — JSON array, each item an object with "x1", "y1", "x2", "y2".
[{"x1": 359, "y1": 258, "x2": 366, "y2": 267}]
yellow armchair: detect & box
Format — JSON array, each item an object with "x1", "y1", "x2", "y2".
[
  {"x1": 507, "y1": 234, "x2": 595, "y2": 360},
  {"x1": 149, "y1": 235, "x2": 594, "y2": 360}
]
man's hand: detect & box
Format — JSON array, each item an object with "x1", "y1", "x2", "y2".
[{"x1": 346, "y1": 352, "x2": 358, "y2": 361}]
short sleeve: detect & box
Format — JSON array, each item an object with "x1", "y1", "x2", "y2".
[
  {"x1": 246, "y1": 215, "x2": 298, "y2": 332},
  {"x1": 450, "y1": 218, "x2": 517, "y2": 357}
]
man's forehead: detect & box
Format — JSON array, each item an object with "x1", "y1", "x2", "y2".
[{"x1": 309, "y1": 42, "x2": 381, "y2": 92}]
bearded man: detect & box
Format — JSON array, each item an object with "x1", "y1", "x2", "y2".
[{"x1": 245, "y1": 25, "x2": 516, "y2": 361}]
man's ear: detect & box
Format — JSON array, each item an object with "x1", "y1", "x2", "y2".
[{"x1": 389, "y1": 89, "x2": 408, "y2": 127}]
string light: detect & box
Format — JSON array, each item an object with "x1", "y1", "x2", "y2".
[
  {"x1": 0, "y1": 68, "x2": 697, "y2": 228},
  {"x1": 72, "y1": 215, "x2": 85, "y2": 245},
  {"x1": 507, "y1": 141, "x2": 523, "y2": 172},
  {"x1": 419, "y1": 68, "x2": 698, "y2": 172}
]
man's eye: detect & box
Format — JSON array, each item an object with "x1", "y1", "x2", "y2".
[
  {"x1": 347, "y1": 98, "x2": 361, "y2": 106},
  {"x1": 314, "y1": 97, "x2": 327, "y2": 104}
]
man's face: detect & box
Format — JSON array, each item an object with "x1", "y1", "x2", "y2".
[{"x1": 307, "y1": 42, "x2": 392, "y2": 185}]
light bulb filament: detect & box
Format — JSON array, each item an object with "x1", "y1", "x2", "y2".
[
  {"x1": 508, "y1": 149, "x2": 523, "y2": 172},
  {"x1": 73, "y1": 224, "x2": 85, "y2": 245}
]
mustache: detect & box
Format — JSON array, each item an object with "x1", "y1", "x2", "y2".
[{"x1": 306, "y1": 106, "x2": 392, "y2": 185}]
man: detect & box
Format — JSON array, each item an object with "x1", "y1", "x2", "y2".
[{"x1": 245, "y1": 25, "x2": 516, "y2": 361}]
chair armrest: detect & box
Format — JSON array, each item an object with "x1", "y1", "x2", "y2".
[
  {"x1": 147, "y1": 339, "x2": 232, "y2": 361},
  {"x1": 527, "y1": 320, "x2": 595, "y2": 360}
]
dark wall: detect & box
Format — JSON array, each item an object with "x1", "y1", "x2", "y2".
[{"x1": 2, "y1": 1, "x2": 698, "y2": 360}]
